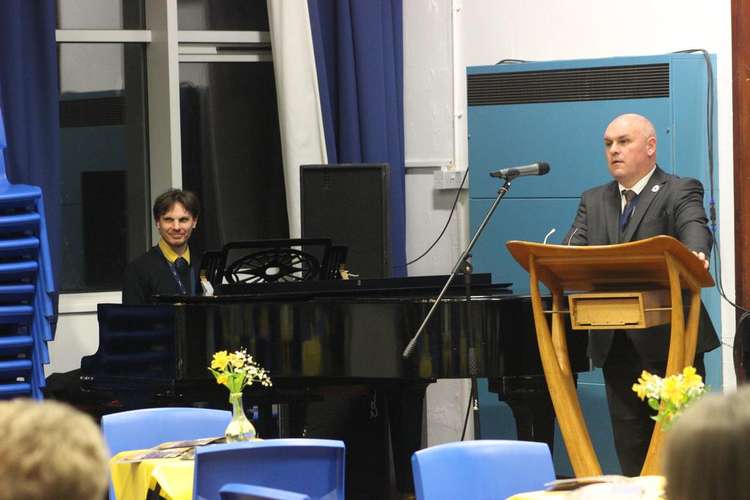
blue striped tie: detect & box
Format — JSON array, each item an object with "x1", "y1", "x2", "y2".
[{"x1": 619, "y1": 189, "x2": 638, "y2": 231}]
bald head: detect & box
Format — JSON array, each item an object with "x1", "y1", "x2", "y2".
[
  {"x1": 608, "y1": 113, "x2": 656, "y2": 139},
  {"x1": 603, "y1": 113, "x2": 657, "y2": 187}
]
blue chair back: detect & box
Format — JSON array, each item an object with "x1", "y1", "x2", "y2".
[
  {"x1": 102, "y1": 407, "x2": 231, "y2": 456},
  {"x1": 194, "y1": 439, "x2": 345, "y2": 500},
  {"x1": 411, "y1": 440, "x2": 555, "y2": 500},
  {"x1": 220, "y1": 483, "x2": 311, "y2": 500}
]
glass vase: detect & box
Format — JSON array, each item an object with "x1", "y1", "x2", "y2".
[{"x1": 224, "y1": 392, "x2": 256, "y2": 442}]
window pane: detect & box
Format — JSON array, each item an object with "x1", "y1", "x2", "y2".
[
  {"x1": 58, "y1": 43, "x2": 150, "y2": 292},
  {"x1": 57, "y1": 0, "x2": 145, "y2": 29},
  {"x1": 179, "y1": 62, "x2": 287, "y2": 255},
  {"x1": 177, "y1": 0, "x2": 269, "y2": 31}
]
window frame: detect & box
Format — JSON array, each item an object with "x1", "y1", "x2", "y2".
[{"x1": 55, "y1": 0, "x2": 273, "y2": 312}]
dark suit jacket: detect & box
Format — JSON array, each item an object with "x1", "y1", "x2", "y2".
[
  {"x1": 563, "y1": 166, "x2": 719, "y2": 366},
  {"x1": 122, "y1": 245, "x2": 201, "y2": 305}
]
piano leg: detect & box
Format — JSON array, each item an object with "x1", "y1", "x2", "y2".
[
  {"x1": 386, "y1": 380, "x2": 430, "y2": 497},
  {"x1": 273, "y1": 400, "x2": 308, "y2": 438},
  {"x1": 256, "y1": 403, "x2": 277, "y2": 438},
  {"x1": 304, "y1": 385, "x2": 392, "y2": 500}
]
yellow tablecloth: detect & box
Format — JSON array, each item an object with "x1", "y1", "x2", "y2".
[{"x1": 110, "y1": 450, "x2": 194, "y2": 500}]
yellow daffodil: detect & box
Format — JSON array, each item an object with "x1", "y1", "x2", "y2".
[
  {"x1": 682, "y1": 366, "x2": 702, "y2": 389},
  {"x1": 208, "y1": 348, "x2": 272, "y2": 398},
  {"x1": 229, "y1": 352, "x2": 244, "y2": 369},
  {"x1": 662, "y1": 377, "x2": 685, "y2": 406},
  {"x1": 632, "y1": 382, "x2": 648, "y2": 401},
  {"x1": 633, "y1": 367, "x2": 706, "y2": 430},
  {"x1": 211, "y1": 350, "x2": 230, "y2": 370},
  {"x1": 637, "y1": 370, "x2": 655, "y2": 385}
]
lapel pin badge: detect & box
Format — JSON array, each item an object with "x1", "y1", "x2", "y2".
[{"x1": 651, "y1": 185, "x2": 660, "y2": 193}]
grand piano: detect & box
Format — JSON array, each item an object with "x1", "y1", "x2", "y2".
[{"x1": 80, "y1": 240, "x2": 590, "y2": 496}]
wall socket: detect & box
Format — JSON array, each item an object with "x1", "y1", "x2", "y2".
[{"x1": 433, "y1": 169, "x2": 468, "y2": 190}]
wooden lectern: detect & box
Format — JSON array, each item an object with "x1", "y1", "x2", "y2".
[{"x1": 506, "y1": 235, "x2": 714, "y2": 476}]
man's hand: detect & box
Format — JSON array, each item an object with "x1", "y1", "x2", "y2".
[{"x1": 692, "y1": 251, "x2": 709, "y2": 270}]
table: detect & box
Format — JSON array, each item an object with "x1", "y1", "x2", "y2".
[
  {"x1": 110, "y1": 450, "x2": 194, "y2": 500},
  {"x1": 507, "y1": 475, "x2": 665, "y2": 500}
]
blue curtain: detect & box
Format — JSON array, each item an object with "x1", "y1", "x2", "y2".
[
  {"x1": 0, "y1": 0, "x2": 61, "y2": 287},
  {"x1": 308, "y1": 0, "x2": 406, "y2": 276}
]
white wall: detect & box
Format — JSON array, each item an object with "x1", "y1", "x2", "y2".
[
  {"x1": 403, "y1": 0, "x2": 476, "y2": 446},
  {"x1": 49, "y1": 293, "x2": 121, "y2": 375}
]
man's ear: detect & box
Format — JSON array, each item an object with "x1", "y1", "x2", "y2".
[
  {"x1": 192, "y1": 217, "x2": 198, "y2": 229},
  {"x1": 647, "y1": 135, "x2": 657, "y2": 157}
]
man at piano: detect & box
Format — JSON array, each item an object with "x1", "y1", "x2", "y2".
[
  {"x1": 563, "y1": 113, "x2": 720, "y2": 476},
  {"x1": 123, "y1": 189, "x2": 202, "y2": 304}
]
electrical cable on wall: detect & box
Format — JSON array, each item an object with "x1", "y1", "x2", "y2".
[
  {"x1": 401, "y1": 166, "x2": 469, "y2": 268},
  {"x1": 673, "y1": 49, "x2": 750, "y2": 357}
]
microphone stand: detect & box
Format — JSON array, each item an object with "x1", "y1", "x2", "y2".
[
  {"x1": 402, "y1": 177, "x2": 513, "y2": 359},
  {"x1": 461, "y1": 254, "x2": 481, "y2": 439},
  {"x1": 402, "y1": 177, "x2": 513, "y2": 440}
]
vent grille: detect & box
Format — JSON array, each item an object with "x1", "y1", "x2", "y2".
[{"x1": 467, "y1": 63, "x2": 669, "y2": 106}]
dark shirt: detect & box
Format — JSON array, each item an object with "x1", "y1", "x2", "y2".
[{"x1": 122, "y1": 245, "x2": 200, "y2": 305}]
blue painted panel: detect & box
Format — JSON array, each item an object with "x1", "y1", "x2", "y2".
[
  {"x1": 670, "y1": 54, "x2": 715, "y2": 181},
  {"x1": 553, "y1": 378, "x2": 621, "y2": 475},
  {"x1": 478, "y1": 373, "x2": 620, "y2": 476},
  {"x1": 469, "y1": 198, "x2": 581, "y2": 291},
  {"x1": 469, "y1": 54, "x2": 723, "y2": 475},
  {"x1": 477, "y1": 378, "x2": 517, "y2": 441},
  {"x1": 468, "y1": 99, "x2": 670, "y2": 199}
]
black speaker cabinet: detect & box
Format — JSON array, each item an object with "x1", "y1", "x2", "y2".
[{"x1": 300, "y1": 164, "x2": 390, "y2": 278}]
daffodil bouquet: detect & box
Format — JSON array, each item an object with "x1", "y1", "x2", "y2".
[
  {"x1": 632, "y1": 366, "x2": 706, "y2": 430},
  {"x1": 208, "y1": 349, "x2": 272, "y2": 395}
]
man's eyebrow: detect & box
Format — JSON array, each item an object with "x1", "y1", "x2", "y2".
[{"x1": 604, "y1": 134, "x2": 631, "y2": 142}]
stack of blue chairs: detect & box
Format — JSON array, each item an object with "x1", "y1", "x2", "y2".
[{"x1": 0, "y1": 107, "x2": 55, "y2": 400}]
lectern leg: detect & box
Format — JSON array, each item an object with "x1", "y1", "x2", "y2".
[
  {"x1": 528, "y1": 256, "x2": 601, "y2": 477},
  {"x1": 640, "y1": 255, "x2": 702, "y2": 475}
]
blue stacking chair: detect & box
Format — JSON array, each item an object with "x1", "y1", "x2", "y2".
[
  {"x1": 0, "y1": 107, "x2": 56, "y2": 400},
  {"x1": 102, "y1": 407, "x2": 232, "y2": 456},
  {"x1": 220, "y1": 484, "x2": 311, "y2": 500},
  {"x1": 103, "y1": 407, "x2": 231, "y2": 500},
  {"x1": 411, "y1": 440, "x2": 555, "y2": 500},
  {"x1": 193, "y1": 439, "x2": 346, "y2": 500}
]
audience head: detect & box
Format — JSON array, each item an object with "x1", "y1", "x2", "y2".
[
  {"x1": 663, "y1": 386, "x2": 750, "y2": 500},
  {"x1": 0, "y1": 399, "x2": 110, "y2": 500},
  {"x1": 603, "y1": 113, "x2": 657, "y2": 188}
]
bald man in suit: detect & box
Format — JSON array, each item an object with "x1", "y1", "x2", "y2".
[{"x1": 563, "y1": 113, "x2": 719, "y2": 475}]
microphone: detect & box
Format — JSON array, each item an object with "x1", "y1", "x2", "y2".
[
  {"x1": 489, "y1": 162, "x2": 550, "y2": 179},
  {"x1": 543, "y1": 228, "x2": 556, "y2": 244},
  {"x1": 567, "y1": 227, "x2": 580, "y2": 245}
]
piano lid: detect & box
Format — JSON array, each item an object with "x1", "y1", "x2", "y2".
[{"x1": 153, "y1": 273, "x2": 512, "y2": 302}]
